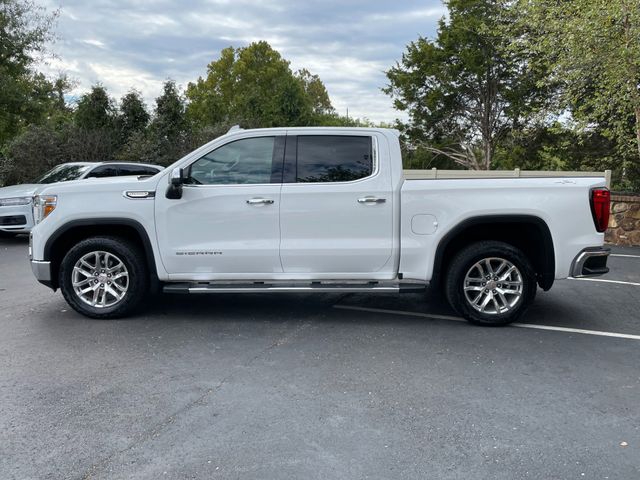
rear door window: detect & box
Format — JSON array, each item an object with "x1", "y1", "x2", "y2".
[
  {"x1": 295, "y1": 136, "x2": 373, "y2": 183},
  {"x1": 118, "y1": 165, "x2": 161, "y2": 176},
  {"x1": 85, "y1": 165, "x2": 119, "y2": 178}
]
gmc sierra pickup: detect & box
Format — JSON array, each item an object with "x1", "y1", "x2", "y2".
[{"x1": 28, "y1": 127, "x2": 611, "y2": 325}]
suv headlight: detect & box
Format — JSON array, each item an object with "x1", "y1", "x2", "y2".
[
  {"x1": 33, "y1": 195, "x2": 57, "y2": 224},
  {"x1": 0, "y1": 196, "x2": 31, "y2": 206}
]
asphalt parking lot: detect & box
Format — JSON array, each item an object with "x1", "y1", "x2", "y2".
[{"x1": 1, "y1": 236, "x2": 639, "y2": 480}]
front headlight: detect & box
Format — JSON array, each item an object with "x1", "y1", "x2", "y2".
[
  {"x1": 0, "y1": 196, "x2": 31, "y2": 207},
  {"x1": 33, "y1": 195, "x2": 57, "y2": 224}
]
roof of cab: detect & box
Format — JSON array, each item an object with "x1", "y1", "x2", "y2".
[
  {"x1": 56, "y1": 161, "x2": 162, "y2": 169},
  {"x1": 225, "y1": 125, "x2": 400, "y2": 137}
]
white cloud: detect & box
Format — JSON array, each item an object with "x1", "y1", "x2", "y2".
[
  {"x1": 35, "y1": 0, "x2": 444, "y2": 122},
  {"x1": 82, "y1": 39, "x2": 106, "y2": 48},
  {"x1": 87, "y1": 62, "x2": 166, "y2": 100}
]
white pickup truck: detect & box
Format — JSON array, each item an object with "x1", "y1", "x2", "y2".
[{"x1": 28, "y1": 127, "x2": 611, "y2": 325}]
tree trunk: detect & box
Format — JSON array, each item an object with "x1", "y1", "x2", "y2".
[
  {"x1": 483, "y1": 139, "x2": 493, "y2": 170},
  {"x1": 634, "y1": 106, "x2": 640, "y2": 161}
]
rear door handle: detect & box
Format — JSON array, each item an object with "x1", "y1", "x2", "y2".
[
  {"x1": 357, "y1": 196, "x2": 386, "y2": 204},
  {"x1": 246, "y1": 198, "x2": 274, "y2": 205}
]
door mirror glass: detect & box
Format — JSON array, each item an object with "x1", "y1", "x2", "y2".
[
  {"x1": 170, "y1": 167, "x2": 184, "y2": 186},
  {"x1": 166, "y1": 168, "x2": 184, "y2": 199}
]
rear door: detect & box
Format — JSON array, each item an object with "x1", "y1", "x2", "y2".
[{"x1": 279, "y1": 133, "x2": 394, "y2": 276}]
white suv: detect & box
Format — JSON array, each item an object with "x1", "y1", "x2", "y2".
[{"x1": 0, "y1": 162, "x2": 163, "y2": 237}]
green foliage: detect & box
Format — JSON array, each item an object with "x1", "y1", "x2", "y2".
[
  {"x1": 119, "y1": 80, "x2": 192, "y2": 166},
  {"x1": 115, "y1": 129, "x2": 158, "y2": 165},
  {"x1": 186, "y1": 41, "x2": 332, "y2": 129},
  {"x1": 493, "y1": 123, "x2": 620, "y2": 173},
  {"x1": 117, "y1": 90, "x2": 149, "y2": 143},
  {"x1": 1, "y1": 123, "x2": 118, "y2": 184},
  {"x1": 296, "y1": 68, "x2": 333, "y2": 116},
  {"x1": 310, "y1": 113, "x2": 377, "y2": 128},
  {"x1": 385, "y1": 0, "x2": 553, "y2": 170},
  {"x1": 0, "y1": 0, "x2": 63, "y2": 145},
  {"x1": 520, "y1": 0, "x2": 640, "y2": 189},
  {"x1": 152, "y1": 80, "x2": 187, "y2": 141},
  {"x1": 75, "y1": 85, "x2": 116, "y2": 130}
]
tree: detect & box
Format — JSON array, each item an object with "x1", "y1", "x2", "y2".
[
  {"x1": 521, "y1": 0, "x2": 640, "y2": 190},
  {"x1": 70, "y1": 85, "x2": 119, "y2": 162},
  {"x1": 118, "y1": 80, "x2": 191, "y2": 166},
  {"x1": 296, "y1": 68, "x2": 334, "y2": 116},
  {"x1": 152, "y1": 80, "x2": 187, "y2": 142},
  {"x1": 493, "y1": 122, "x2": 619, "y2": 174},
  {"x1": 118, "y1": 90, "x2": 149, "y2": 143},
  {"x1": 75, "y1": 85, "x2": 116, "y2": 130},
  {"x1": 384, "y1": 0, "x2": 552, "y2": 170},
  {"x1": 1, "y1": 125, "x2": 60, "y2": 184},
  {"x1": 0, "y1": 0, "x2": 60, "y2": 145},
  {"x1": 2, "y1": 122, "x2": 118, "y2": 184},
  {"x1": 186, "y1": 41, "x2": 331, "y2": 128}
]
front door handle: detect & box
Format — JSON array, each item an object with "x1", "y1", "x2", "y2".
[
  {"x1": 357, "y1": 196, "x2": 386, "y2": 204},
  {"x1": 246, "y1": 198, "x2": 274, "y2": 205}
]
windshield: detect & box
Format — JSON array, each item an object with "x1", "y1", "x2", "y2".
[{"x1": 34, "y1": 164, "x2": 92, "y2": 184}]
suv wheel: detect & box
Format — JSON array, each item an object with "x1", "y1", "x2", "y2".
[
  {"x1": 445, "y1": 241, "x2": 537, "y2": 326},
  {"x1": 59, "y1": 236, "x2": 148, "y2": 319}
]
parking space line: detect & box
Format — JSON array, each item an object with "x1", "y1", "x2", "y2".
[
  {"x1": 569, "y1": 277, "x2": 640, "y2": 287},
  {"x1": 610, "y1": 254, "x2": 640, "y2": 259},
  {"x1": 333, "y1": 305, "x2": 640, "y2": 341},
  {"x1": 509, "y1": 322, "x2": 640, "y2": 340}
]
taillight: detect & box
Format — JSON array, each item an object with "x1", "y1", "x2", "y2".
[{"x1": 590, "y1": 188, "x2": 610, "y2": 233}]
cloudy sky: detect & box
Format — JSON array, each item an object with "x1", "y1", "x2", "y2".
[{"x1": 36, "y1": 0, "x2": 445, "y2": 123}]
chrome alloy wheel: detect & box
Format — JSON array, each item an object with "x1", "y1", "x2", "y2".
[
  {"x1": 463, "y1": 257, "x2": 523, "y2": 315},
  {"x1": 72, "y1": 251, "x2": 129, "y2": 308}
]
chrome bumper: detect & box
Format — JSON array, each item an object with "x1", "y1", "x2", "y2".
[
  {"x1": 570, "y1": 247, "x2": 610, "y2": 278},
  {"x1": 31, "y1": 260, "x2": 52, "y2": 282}
]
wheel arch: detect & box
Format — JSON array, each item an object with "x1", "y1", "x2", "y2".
[
  {"x1": 432, "y1": 215, "x2": 555, "y2": 291},
  {"x1": 44, "y1": 218, "x2": 159, "y2": 290}
]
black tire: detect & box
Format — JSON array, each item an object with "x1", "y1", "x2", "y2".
[
  {"x1": 445, "y1": 241, "x2": 537, "y2": 326},
  {"x1": 59, "y1": 236, "x2": 149, "y2": 319}
]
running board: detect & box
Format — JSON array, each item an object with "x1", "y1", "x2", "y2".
[{"x1": 163, "y1": 281, "x2": 426, "y2": 294}]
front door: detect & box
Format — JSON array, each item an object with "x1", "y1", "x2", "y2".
[{"x1": 155, "y1": 135, "x2": 284, "y2": 278}]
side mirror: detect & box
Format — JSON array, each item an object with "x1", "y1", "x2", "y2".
[
  {"x1": 166, "y1": 167, "x2": 184, "y2": 199},
  {"x1": 170, "y1": 167, "x2": 184, "y2": 186}
]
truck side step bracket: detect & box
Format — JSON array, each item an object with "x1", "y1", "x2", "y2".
[{"x1": 163, "y1": 281, "x2": 427, "y2": 294}]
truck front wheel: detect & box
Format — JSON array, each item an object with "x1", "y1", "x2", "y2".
[
  {"x1": 59, "y1": 236, "x2": 149, "y2": 319},
  {"x1": 445, "y1": 241, "x2": 537, "y2": 326}
]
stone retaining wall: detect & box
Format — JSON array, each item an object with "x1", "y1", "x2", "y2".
[{"x1": 606, "y1": 194, "x2": 640, "y2": 246}]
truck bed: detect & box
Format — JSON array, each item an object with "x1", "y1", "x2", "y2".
[{"x1": 403, "y1": 168, "x2": 611, "y2": 187}]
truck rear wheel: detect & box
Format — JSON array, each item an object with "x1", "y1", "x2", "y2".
[
  {"x1": 59, "y1": 236, "x2": 148, "y2": 319},
  {"x1": 445, "y1": 241, "x2": 537, "y2": 326}
]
